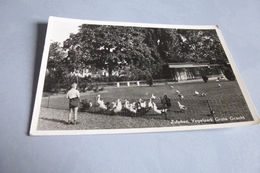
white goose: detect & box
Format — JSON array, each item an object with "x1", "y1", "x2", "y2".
[
  {"x1": 96, "y1": 94, "x2": 102, "y2": 105},
  {"x1": 151, "y1": 93, "x2": 156, "y2": 100},
  {"x1": 110, "y1": 102, "x2": 117, "y2": 110},
  {"x1": 177, "y1": 101, "x2": 187, "y2": 112},
  {"x1": 96, "y1": 94, "x2": 107, "y2": 110},
  {"x1": 124, "y1": 99, "x2": 130, "y2": 110},
  {"x1": 178, "y1": 93, "x2": 184, "y2": 99},
  {"x1": 129, "y1": 103, "x2": 137, "y2": 113},
  {"x1": 89, "y1": 100, "x2": 93, "y2": 108},
  {"x1": 201, "y1": 92, "x2": 207, "y2": 97},
  {"x1": 148, "y1": 98, "x2": 153, "y2": 108},
  {"x1": 139, "y1": 98, "x2": 147, "y2": 108},
  {"x1": 153, "y1": 102, "x2": 167, "y2": 114},
  {"x1": 113, "y1": 99, "x2": 123, "y2": 113}
]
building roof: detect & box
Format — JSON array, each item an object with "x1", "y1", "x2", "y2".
[
  {"x1": 168, "y1": 63, "x2": 208, "y2": 68},
  {"x1": 168, "y1": 63, "x2": 223, "y2": 68}
]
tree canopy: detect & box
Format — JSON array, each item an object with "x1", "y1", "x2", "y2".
[{"x1": 45, "y1": 24, "x2": 229, "y2": 91}]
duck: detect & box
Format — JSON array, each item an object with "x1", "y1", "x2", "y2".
[
  {"x1": 89, "y1": 100, "x2": 93, "y2": 108},
  {"x1": 110, "y1": 102, "x2": 117, "y2": 110},
  {"x1": 148, "y1": 98, "x2": 153, "y2": 108},
  {"x1": 98, "y1": 101, "x2": 108, "y2": 110},
  {"x1": 96, "y1": 94, "x2": 102, "y2": 105},
  {"x1": 151, "y1": 93, "x2": 156, "y2": 100},
  {"x1": 153, "y1": 102, "x2": 167, "y2": 114},
  {"x1": 113, "y1": 99, "x2": 123, "y2": 113},
  {"x1": 178, "y1": 93, "x2": 184, "y2": 99},
  {"x1": 129, "y1": 103, "x2": 137, "y2": 113},
  {"x1": 139, "y1": 98, "x2": 147, "y2": 108},
  {"x1": 123, "y1": 99, "x2": 130, "y2": 110},
  {"x1": 80, "y1": 99, "x2": 92, "y2": 111},
  {"x1": 96, "y1": 94, "x2": 107, "y2": 110},
  {"x1": 177, "y1": 101, "x2": 187, "y2": 112},
  {"x1": 201, "y1": 92, "x2": 207, "y2": 97}
]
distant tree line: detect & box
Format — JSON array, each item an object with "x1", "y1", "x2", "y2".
[{"x1": 44, "y1": 24, "x2": 231, "y2": 92}]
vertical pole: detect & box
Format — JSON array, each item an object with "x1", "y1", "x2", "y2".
[{"x1": 207, "y1": 99, "x2": 216, "y2": 123}]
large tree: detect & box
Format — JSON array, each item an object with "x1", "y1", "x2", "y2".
[
  {"x1": 44, "y1": 42, "x2": 68, "y2": 92},
  {"x1": 63, "y1": 24, "x2": 164, "y2": 80},
  {"x1": 171, "y1": 29, "x2": 228, "y2": 63},
  {"x1": 62, "y1": 25, "x2": 229, "y2": 81}
]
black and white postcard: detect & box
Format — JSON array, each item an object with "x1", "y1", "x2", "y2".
[{"x1": 30, "y1": 16, "x2": 259, "y2": 135}]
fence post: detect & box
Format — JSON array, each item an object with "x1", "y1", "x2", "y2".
[
  {"x1": 137, "y1": 81, "x2": 140, "y2": 86},
  {"x1": 127, "y1": 82, "x2": 130, "y2": 86},
  {"x1": 117, "y1": 82, "x2": 120, "y2": 87}
]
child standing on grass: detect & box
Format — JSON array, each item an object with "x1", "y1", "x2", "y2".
[{"x1": 66, "y1": 83, "x2": 80, "y2": 124}]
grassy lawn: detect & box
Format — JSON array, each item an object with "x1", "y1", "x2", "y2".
[{"x1": 38, "y1": 80, "x2": 253, "y2": 131}]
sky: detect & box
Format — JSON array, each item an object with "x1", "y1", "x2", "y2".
[
  {"x1": 49, "y1": 18, "x2": 84, "y2": 43},
  {"x1": 48, "y1": 16, "x2": 220, "y2": 45}
]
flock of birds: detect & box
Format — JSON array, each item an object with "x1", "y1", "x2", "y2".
[
  {"x1": 81, "y1": 81, "x2": 222, "y2": 116},
  {"x1": 172, "y1": 81, "x2": 222, "y2": 114},
  {"x1": 82, "y1": 93, "x2": 169, "y2": 116}
]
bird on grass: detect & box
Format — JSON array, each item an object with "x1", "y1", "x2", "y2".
[
  {"x1": 178, "y1": 93, "x2": 184, "y2": 99},
  {"x1": 176, "y1": 90, "x2": 180, "y2": 94},
  {"x1": 96, "y1": 94, "x2": 102, "y2": 105},
  {"x1": 80, "y1": 99, "x2": 92, "y2": 111},
  {"x1": 195, "y1": 90, "x2": 199, "y2": 96},
  {"x1": 139, "y1": 98, "x2": 147, "y2": 108},
  {"x1": 201, "y1": 92, "x2": 207, "y2": 97},
  {"x1": 170, "y1": 86, "x2": 174, "y2": 89},
  {"x1": 151, "y1": 93, "x2": 156, "y2": 100},
  {"x1": 218, "y1": 84, "x2": 221, "y2": 87},
  {"x1": 129, "y1": 103, "x2": 137, "y2": 113},
  {"x1": 123, "y1": 99, "x2": 130, "y2": 110},
  {"x1": 96, "y1": 94, "x2": 108, "y2": 110},
  {"x1": 153, "y1": 102, "x2": 167, "y2": 114},
  {"x1": 89, "y1": 100, "x2": 92, "y2": 108},
  {"x1": 148, "y1": 98, "x2": 153, "y2": 109},
  {"x1": 177, "y1": 101, "x2": 187, "y2": 112},
  {"x1": 113, "y1": 99, "x2": 123, "y2": 113},
  {"x1": 210, "y1": 110, "x2": 215, "y2": 114},
  {"x1": 110, "y1": 102, "x2": 117, "y2": 111}
]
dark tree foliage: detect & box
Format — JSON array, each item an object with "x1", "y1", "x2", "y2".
[
  {"x1": 44, "y1": 42, "x2": 68, "y2": 92},
  {"x1": 63, "y1": 24, "x2": 162, "y2": 81},
  {"x1": 223, "y1": 66, "x2": 236, "y2": 81},
  {"x1": 46, "y1": 24, "x2": 230, "y2": 92}
]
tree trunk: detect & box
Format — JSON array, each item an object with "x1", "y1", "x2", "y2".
[{"x1": 108, "y1": 61, "x2": 113, "y2": 82}]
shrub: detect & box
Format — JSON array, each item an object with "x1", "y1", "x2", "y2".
[
  {"x1": 223, "y1": 67, "x2": 236, "y2": 81},
  {"x1": 146, "y1": 75, "x2": 153, "y2": 86}
]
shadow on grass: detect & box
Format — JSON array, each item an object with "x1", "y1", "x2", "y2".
[{"x1": 40, "y1": 117, "x2": 68, "y2": 124}]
